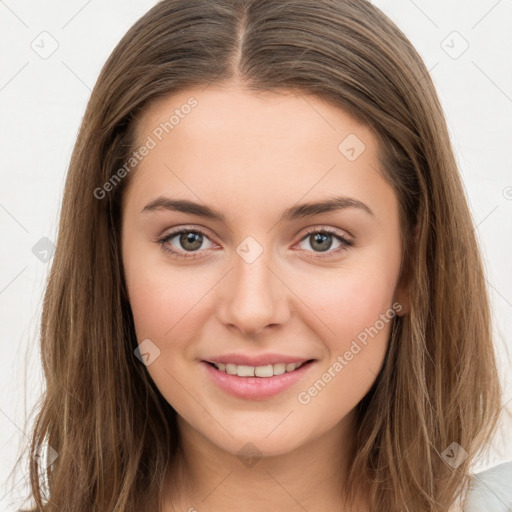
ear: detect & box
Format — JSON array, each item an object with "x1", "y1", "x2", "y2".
[
  {"x1": 393, "y1": 270, "x2": 410, "y2": 316},
  {"x1": 393, "y1": 222, "x2": 419, "y2": 316}
]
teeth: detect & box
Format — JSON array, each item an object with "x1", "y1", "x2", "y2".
[
  {"x1": 226, "y1": 363, "x2": 237, "y2": 375},
  {"x1": 212, "y1": 361, "x2": 306, "y2": 377},
  {"x1": 255, "y1": 365, "x2": 273, "y2": 377},
  {"x1": 273, "y1": 363, "x2": 286, "y2": 375},
  {"x1": 237, "y1": 365, "x2": 255, "y2": 377}
]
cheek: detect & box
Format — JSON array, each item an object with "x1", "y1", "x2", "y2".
[
  {"x1": 123, "y1": 259, "x2": 210, "y2": 404},
  {"x1": 123, "y1": 245, "x2": 215, "y2": 349},
  {"x1": 294, "y1": 270, "x2": 396, "y2": 418},
  {"x1": 295, "y1": 264, "x2": 398, "y2": 344}
]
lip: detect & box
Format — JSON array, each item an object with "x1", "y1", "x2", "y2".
[
  {"x1": 201, "y1": 359, "x2": 316, "y2": 400},
  {"x1": 204, "y1": 353, "x2": 312, "y2": 367}
]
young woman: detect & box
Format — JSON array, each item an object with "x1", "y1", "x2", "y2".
[{"x1": 18, "y1": 0, "x2": 510, "y2": 510}]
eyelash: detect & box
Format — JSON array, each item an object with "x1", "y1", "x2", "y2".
[{"x1": 156, "y1": 226, "x2": 354, "y2": 260}]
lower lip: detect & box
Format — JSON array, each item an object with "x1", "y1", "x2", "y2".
[{"x1": 201, "y1": 360, "x2": 316, "y2": 400}]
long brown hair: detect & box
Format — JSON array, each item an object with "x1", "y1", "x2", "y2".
[{"x1": 16, "y1": 0, "x2": 502, "y2": 510}]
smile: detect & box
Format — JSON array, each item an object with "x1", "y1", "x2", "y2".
[
  {"x1": 209, "y1": 361, "x2": 309, "y2": 377},
  {"x1": 201, "y1": 359, "x2": 316, "y2": 400}
]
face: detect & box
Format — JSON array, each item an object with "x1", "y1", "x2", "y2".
[{"x1": 120, "y1": 84, "x2": 408, "y2": 459}]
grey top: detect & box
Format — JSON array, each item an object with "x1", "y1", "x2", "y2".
[{"x1": 464, "y1": 461, "x2": 512, "y2": 511}]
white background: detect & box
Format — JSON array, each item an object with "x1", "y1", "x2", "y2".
[{"x1": 1, "y1": 1, "x2": 511, "y2": 510}]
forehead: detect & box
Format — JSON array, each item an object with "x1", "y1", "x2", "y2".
[
  {"x1": 125, "y1": 85, "x2": 395, "y2": 223},
  {"x1": 134, "y1": 85, "x2": 375, "y2": 157}
]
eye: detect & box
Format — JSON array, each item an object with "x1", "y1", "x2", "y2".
[
  {"x1": 156, "y1": 225, "x2": 354, "y2": 260},
  {"x1": 295, "y1": 227, "x2": 353, "y2": 258},
  {"x1": 156, "y1": 227, "x2": 216, "y2": 259}
]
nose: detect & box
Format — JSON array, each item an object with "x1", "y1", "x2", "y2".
[{"x1": 216, "y1": 242, "x2": 290, "y2": 338}]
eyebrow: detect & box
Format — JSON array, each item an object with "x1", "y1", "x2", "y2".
[{"x1": 141, "y1": 195, "x2": 374, "y2": 222}]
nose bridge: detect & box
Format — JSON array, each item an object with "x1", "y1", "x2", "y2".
[{"x1": 219, "y1": 234, "x2": 288, "y2": 336}]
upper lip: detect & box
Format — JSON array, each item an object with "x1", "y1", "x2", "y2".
[{"x1": 203, "y1": 353, "x2": 314, "y2": 367}]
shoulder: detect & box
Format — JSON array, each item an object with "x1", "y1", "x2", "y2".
[{"x1": 463, "y1": 460, "x2": 512, "y2": 511}]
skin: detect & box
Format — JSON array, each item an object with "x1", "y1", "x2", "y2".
[{"x1": 120, "y1": 83, "x2": 409, "y2": 512}]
